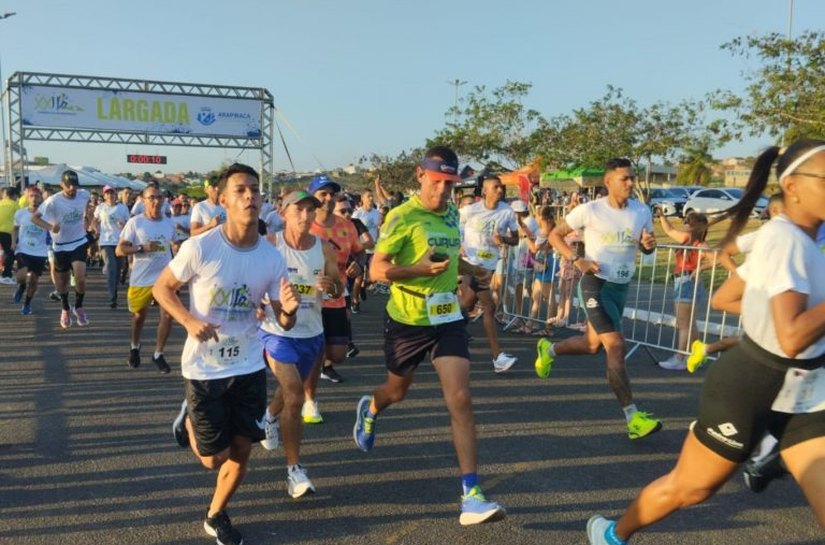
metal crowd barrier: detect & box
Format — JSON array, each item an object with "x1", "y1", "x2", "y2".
[{"x1": 495, "y1": 243, "x2": 742, "y2": 362}]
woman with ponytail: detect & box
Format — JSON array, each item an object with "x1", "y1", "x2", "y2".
[{"x1": 586, "y1": 139, "x2": 825, "y2": 545}]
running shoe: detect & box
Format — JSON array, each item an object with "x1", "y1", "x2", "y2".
[
  {"x1": 627, "y1": 411, "x2": 662, "y2": 440},
  {"x1": 687, "y1": 340, "x2": 708, "y2": 373},
  {"x1": 493, "y1": 352, "x2": 517, "y2": 373},
  {"x1": 346, "y1": 342, "x2": 360, "y2": 359},
  {"x1": 49, "y1": 290, "x2": 61, "y2": 302},
  {"x1": 203, "y1": 510, "x2": 243, "y2": 545},
  {"x1": 0, "y1": 276, "x2": 16, "y2": 285},
  {"x1": 351, "y1": 302, "x2": 360, "y2": 314},
  {"x1": 152, "y1": 354, "x2": 171, "y2": 374},
  {"x1": 109, "y1": 301, "x2": 118, "y2": 309},
  {"x1": 287, "y1": 465, "x2": 316, "y2": 498},
  {"x1": 260, "y1": 416, "x2": 280, "y2": 451},
  {"x1": 657, "y1": 355, "x2": 687, "y2": 371},
  {"x1": 586, "y1": 515, "x2": 627, "y2": 545},
  {"x1": 73, "y1": 307, "x2": 89, "y2": 326},
  {"x1": 59, "y1": 309, "x2": 72, "y2": 329},
  {"x1": 13, "y1": 285, "x2": 24, "y2": 303},
  {"x1": 128, "y1": 347, "x2": 141, "y2": 369},
  {"x1": 21, "y1": 304, "x2": 32, "y2": 315},
  {"x1": 353, "y1": 395, "x2": 376, "y2": 452},
  {"x1": 743, "y1": 451, "x2": 787, "y2": 493},
  {"x1": 459, "y1": 486, "x2": 505, "y2": 526},
  {"x1": 320, "y1": 365, "x2": 344, "y2": 382},
  {"x1": 301, "y1": 399, "x2": 324, "y2": 424},
  {"x1": 535, "y1": 337, "x2": 554, "y2": 378},
  {"x1": 172, "y1": 400, "x2": 189, "y2": 448}
]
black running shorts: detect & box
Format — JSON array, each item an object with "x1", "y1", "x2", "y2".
[
  {"x1": 53, "y1": 242, "x2": 88, "y2": 273},
  {"x1": 15, "y1": 253, "x2": 47, "y2": 276},
  {"x1": 322, "y1": 306, "x2": 349, "y2": 346},
  {"x1": 577, "y1": 273, "x2": 629, "y2": 334},
  {"x1": 694, "y1": 336, "x2": 825, "y2": 463},
  {"x1": 184, "y1": 369, "x2": 267, "y2": 457},
  {"x1": 383, "y1": 311, "x2": 470, "y2": 376}
]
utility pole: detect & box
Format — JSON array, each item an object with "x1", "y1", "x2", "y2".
[
  {"x1": 782, "y1": 0, "x2": 793, "y2": 146},
  {"x1": 446, "y1": 79, "x2": 467, "y2": 111}
]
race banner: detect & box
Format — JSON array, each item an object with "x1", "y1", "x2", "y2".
[{"x1": 20, "y1": 85, "x2": 262, "y2": 138}]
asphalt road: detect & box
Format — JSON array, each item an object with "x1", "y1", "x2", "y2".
[{"x1": 0, "y1": 273, "x2": 821, "y2": 545}]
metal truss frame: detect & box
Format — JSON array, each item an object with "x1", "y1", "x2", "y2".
[{"x1": 4, "y1": 71, "x2": 276, "y2": 190}]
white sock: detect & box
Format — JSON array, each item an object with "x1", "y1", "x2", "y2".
[
  {"x1": 153, "y1": 351, "x2": 163, "y2": 360},
  {"x1": 288, "y1": 463, "x2": 301, "y2": 474},
  {"x1": 265, "y1": 407, "x2": 277, "y2": 423},
  {"x1": 622, "y1": 404, "x2": 638, "y2": 422},
  {"x1": 547, "y1": 343, "x2": 556, "y2": 357},
  {"x1": 131, "y1": 343, "x2": 140, "y2": 350}
]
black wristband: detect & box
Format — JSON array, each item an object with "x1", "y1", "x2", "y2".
[{"x1": 280, "y1": 307, "x2": 297, "y2": 318}]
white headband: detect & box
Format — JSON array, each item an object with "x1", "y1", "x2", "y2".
[{"x1": 778, "y1": 145, "x2": 825, "y2": 182}]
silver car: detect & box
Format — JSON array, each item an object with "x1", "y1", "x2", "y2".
[{"x1": 683, "y1": 187, "x2": 767, "y2": 218}]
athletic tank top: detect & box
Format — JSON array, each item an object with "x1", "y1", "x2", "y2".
[{"x1": 260, "y1": 234, "x2": 325, "y2": 338}]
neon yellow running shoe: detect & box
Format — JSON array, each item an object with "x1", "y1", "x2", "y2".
[
  {"x1": 535, "y1": 337, "x2": 554, "y2": 378},
  {"x1": 627, "y1": 411, "x2": 662, "y2": 440},
  {"x1": 687, "y1": 340, "x2": 708, "y2": 373}
]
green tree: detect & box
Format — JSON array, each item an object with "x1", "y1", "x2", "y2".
[
  {"x1": 712, "y1": 31, "x2": 825, "y2": 141},
  {"x1": 676, "y1": 139, "x2": 714, "y2": 186},
  {"x1": 358, "y1": 148, "x2": 424, "y2": 193},
  {"x1": 429, "y1": 81, "x2": 543, "y2": 168}
]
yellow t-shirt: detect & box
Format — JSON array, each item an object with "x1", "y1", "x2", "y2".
[{"x1": 0, "y1": 198, "x2": 20, "y2": 233}]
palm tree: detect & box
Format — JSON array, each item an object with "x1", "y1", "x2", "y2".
[{"x1": 677, "y1": 140, "x2": 713, "y2": 186}]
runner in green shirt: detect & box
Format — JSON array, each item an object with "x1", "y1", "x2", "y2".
[{"x1": 353, "y1": 145, "x2": 505, "y2": 526}]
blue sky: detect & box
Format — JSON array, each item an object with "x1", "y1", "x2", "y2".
[{"x1": 1, "y1": 0, "x2": 822, "y2": 175}]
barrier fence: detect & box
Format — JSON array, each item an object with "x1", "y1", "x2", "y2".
[{"x1": 495, "y1": 242, "x2": 743, "y2": 363}]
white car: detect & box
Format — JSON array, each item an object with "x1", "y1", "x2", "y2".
[{"x1": 683, "y1": 188, "x2": 767, "y2": 218}]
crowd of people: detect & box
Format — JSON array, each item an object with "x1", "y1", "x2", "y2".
[{"x1": 1, "y1": 139, "x2": 824, "y2": 545}]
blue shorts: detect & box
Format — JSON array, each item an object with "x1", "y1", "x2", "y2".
[
  {"x1": 258, "y1": 332, "x2": 324, "y2": 380},
  {"x1": 673, "y1": 274, "x2": 706, "y2": 304}
]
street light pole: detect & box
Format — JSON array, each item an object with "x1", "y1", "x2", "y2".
[
  {"x1": 0, "y1": 12, "x2": 18, "y2": 187},
  {"x1": 446, "y1": 79, "x2": 467, "y2": 111}
]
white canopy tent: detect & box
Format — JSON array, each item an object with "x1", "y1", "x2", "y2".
[{"x1": 26, "y1": 164, "x2": 146, "y2": 190}]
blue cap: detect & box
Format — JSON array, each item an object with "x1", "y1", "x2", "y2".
[{"x1": 307, "y1": 173, "x2": 341, "y2": 195}]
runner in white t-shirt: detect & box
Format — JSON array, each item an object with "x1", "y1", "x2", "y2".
[
  {"x1": 459, "y1": 176, "x2": 519, "y2": 373},
  {"x1": 170, "y1": 198, "x2": 191, "y2": 242},
  {"x1": 154, "y1": 163, "x2": 299, "y2": 545},
  {"x1": 117, "y1": 185, "x2": 179, "y2": 373},
  {"x1": 538, "y1": 158, "x2": 661, "y2": 442},
  {"x1": 31, "y1": 169, "x2": 92, "y2": 328},
  {"x1": 189, "y1": 178, "x2": 226, "y2": 236},
  {"x1": 256, "y1": 190, "x2": 342, "y2": 498},
  {"x1": 12, "y1": 188, "x2": 49, "y2": 315},
  {"x1": 585, "y1": 140, "x2": 825, "y2": 545},
  {"x1": 94, "y1": 185, "x2": 130, "y2": 308},
  {"x1": 351, "y1": 189, "x2": 381, "y2": 311}
]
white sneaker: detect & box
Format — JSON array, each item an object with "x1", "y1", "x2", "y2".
[
  {"x1": 301, "y1": 399, "x2": 323, "y2": 424},
  {"x1": 586, "y1": 515, "x2": 625, "y2": 544},
  {"x1": 493, "y1": 352, "x2": 517, "y2": 373},
  {"x1": 0, "y1": 277, "x2": 16, "y2": 285},
  {"x1": 658, "y1": 355, "x2": 687, "y2": 371},
  {"x1": 287, "y1": 465, "x2": 316, "y2": 498},
  {"x1": 260, "y1": 416, "x2": 280, "y2": 450}
]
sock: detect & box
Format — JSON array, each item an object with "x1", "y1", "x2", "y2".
[
  {"x1": 131, "y1": 343, "x2": 140, "y2": 350},
  {"x1": 60, "y1": 293, "x2": 70, "y2": 311},
  {"x1": 368, "y1": 397, "x2": 379, "y2": 419},
  {"x1": 24, "y1": 294, "x2": 33, "y2": 305},
  {"x1": 17, "y1": 281, "x2": 26, "y2": 293},
  {"x1": 288, "y1": 464, "x2": 301, "y2": 474},
  {"x1": 605, "y1": 521, "x2": 628, "y2": 545},
  {"x1": 461, "y1": 473, "x2": 479, "y2": 495},
  {"x1": 622, "y1": 404, "x2": 638, "y2": 422},
  {"x1": 547, "y1": 342, "x2": 556, "y2": 357},
  {"x1": 265, "y1": 407, "x2": 277, "y2": 423},
  {"x1": 153, "y1": 351, "x2": 163, "y2": 359},
  {"x1": 75, "y1": 291, "x2": 85, "y2": 308}
]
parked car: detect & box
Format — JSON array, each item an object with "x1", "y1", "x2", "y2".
[
  {"x1": 683, "y1": 187, "x2": 767, "y2": 218},
  {"x1": 647, "y1": 188, "x2": 687, "y2": 217}
]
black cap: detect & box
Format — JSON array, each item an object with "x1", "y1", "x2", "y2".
[{"x1": 61, "y1": 170, "x2": 80, "y2": 185}]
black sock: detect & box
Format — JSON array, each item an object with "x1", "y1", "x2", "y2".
[
  {"x1": 75, "y1": 291, "x2": 85, "y2": 308},
  {"x1": 24, "y1": 294, "x2": 33, "y2": 305},
  {"x1": 60, "y1": 293, "x2": 70, "y2": 311},
  {"x1": 17, "y1": 281, "x2": 26, "y2": 293}
]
